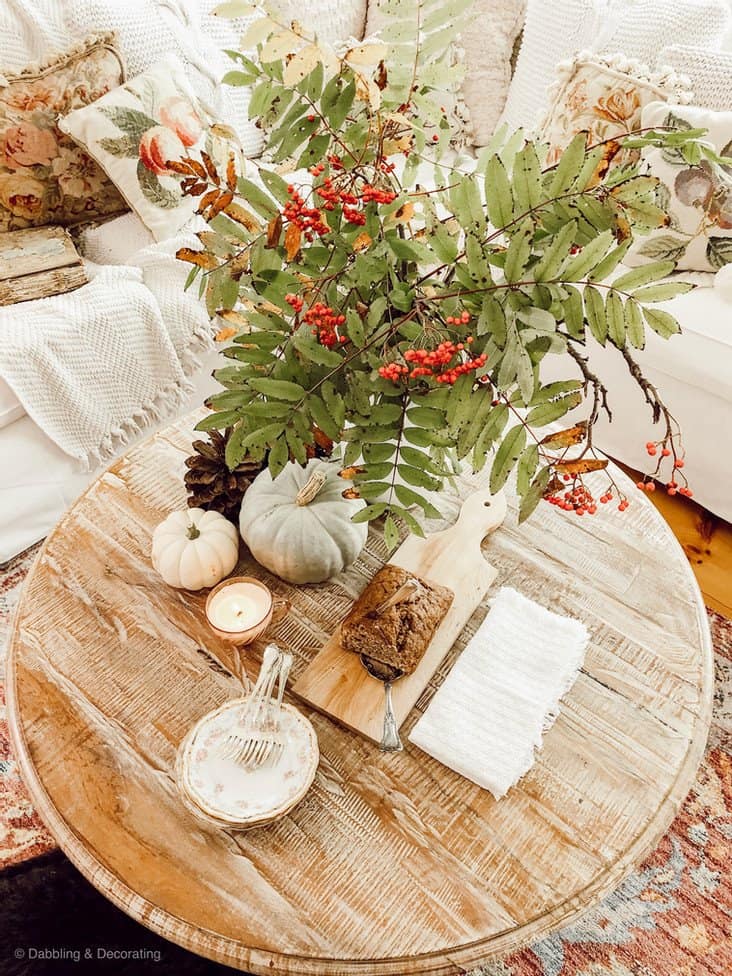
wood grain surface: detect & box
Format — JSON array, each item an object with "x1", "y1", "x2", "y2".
[
  {"x1": 0, "y1": 226, "x2": 87, "y2": 305},
  {"x1": 293, "y1": 484, "x2": 507, "y2": 743},
  {"x1": 7, "y1": 412, "x2": 713, "y2": 976}
]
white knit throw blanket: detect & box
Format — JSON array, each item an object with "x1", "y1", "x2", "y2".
[
  {"x1": 0, "y1": 229, "x2": 214, "y2": 468},
  {"x1": 409, "y1": 587, "x2": 589, "y2": 799}
]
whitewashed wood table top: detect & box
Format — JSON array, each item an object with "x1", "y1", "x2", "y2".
[{"x1": 7, "y1": 412, "x2": 713, "y2": 976}]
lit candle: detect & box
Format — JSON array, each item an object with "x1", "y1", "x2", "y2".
[{"x1": 205, "y1": 577, "x2": 274, "y2": 644}]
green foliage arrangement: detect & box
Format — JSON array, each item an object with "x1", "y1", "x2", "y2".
[{"x1": 175, "y1": 0, "x2": 712, "y2": 542}]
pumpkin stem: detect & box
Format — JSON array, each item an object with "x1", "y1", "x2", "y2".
[
  {"x1": 296, "y1": 469, "x2": 328, "y2": 506},
  {"x1": 187, "y1": 522, "x2": 201, "y2": 540}
]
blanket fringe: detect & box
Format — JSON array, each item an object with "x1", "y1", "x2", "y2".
[{"x1": 80, "y1": 323, "x2": 216, "y2": 472}]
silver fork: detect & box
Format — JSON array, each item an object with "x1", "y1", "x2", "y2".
[{"x1": 220, "y1": 648, "x2": 293, "y2": 770}]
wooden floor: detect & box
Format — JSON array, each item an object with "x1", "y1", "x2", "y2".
[{"x1": 621, "y1": 464, "x2": 732, "y2": 618}]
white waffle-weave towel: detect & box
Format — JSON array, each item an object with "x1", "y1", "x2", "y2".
[{"x1": 409, "y1": 586, "x2": 589, "y2": 799}]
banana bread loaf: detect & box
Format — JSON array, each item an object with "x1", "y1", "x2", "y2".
[{"x1": 341, "y1": 565, "x2": 454, "y2": 675}]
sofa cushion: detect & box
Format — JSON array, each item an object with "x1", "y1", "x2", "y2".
[
  {"x1": 500, "y1": 0, "x2": 731, "y2": 136},
  {"x1": 624, "y1": 101, "x2": 732, "y2": 273},
  {"x1": 59, "y1": 55, "x2": 231, "y2": 243},
  {"x1": 366, "y1": 0, "x2": 526, "y2": 147},
  {"x1": 65, "y1": 0, "x2": 262, "y2": 157},
  {"x1": 539, "y1": 52, "x2": 692, "y2": 168},
  {"x1": 0, "y1": 33, "x2": 128, "y2": 232},
  {"x1": 661, "y1": 44, "x2": 732, "y2": 112}
]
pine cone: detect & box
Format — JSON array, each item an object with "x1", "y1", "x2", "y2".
[{"x1": 184, "y1": 429, "x2": 265, "y2": 522}]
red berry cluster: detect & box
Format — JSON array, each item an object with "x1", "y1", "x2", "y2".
[
  {"x1": 379, "y1": 339, "x2": 487, "y2": 385},
  {"x1": 302, "y1": 302, "x2": 347, "y2": 348},
  {"x1": 308, "y1": 165, "x2": 397, "y2": 226},
  {"x1": 285, "y1": 293, "x2": 304, "y2": 313},
  {"x1": 637, "y1": 478, "x2": 693, "y2": 498},
  {"x1": 547, "y1": 480, "x2": 628, "y2": 513},
  {"x1": 284, "y1": 184, "x2": 329, "y2": 240},
  {"x1": 641, "y1": 441, "x2": 692, "y2": 496},
  {"x1": 445, "y1": 310, "x2": 472, "y2": 326}
]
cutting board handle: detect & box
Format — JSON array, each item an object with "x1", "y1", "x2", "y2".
[{"x1": 421, "y1": 485, "x2": 507, "y2": 552}]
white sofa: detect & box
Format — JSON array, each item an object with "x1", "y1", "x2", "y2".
[{"x1": 1, "y1": 0, "x2": 731, "y2": 566}]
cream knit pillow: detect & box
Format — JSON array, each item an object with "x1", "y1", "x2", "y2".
[
  {"x1": 661, "y1": 45, "x2": 732, "y2": 112},
  {"x1": 500, "y1": 0, "x2": 731, "y2": 136},
  {"x1": 365, "y1": 0, "x2": 527, "y2": 147}
]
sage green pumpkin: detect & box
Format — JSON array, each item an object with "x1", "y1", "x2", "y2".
[{"x1": 239, "y1": 460, "x2": 368, "y2": 584}]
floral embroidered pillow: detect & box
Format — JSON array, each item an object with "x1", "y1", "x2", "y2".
[
  {"x1": 625, "y1": 102, "x2": 732, "y2": 273},
  {"x1": 539, "y1": 53, "x2": 693, "y2": 170},
  {"x1": 0, "y1": 33, "x2": 128, "y2": 233},
  {"x1": 58, "y1": 55, "x2": 221, "y2": 242}
]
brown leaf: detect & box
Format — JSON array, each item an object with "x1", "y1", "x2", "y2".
[
  {"x1": 312, "y1": 425, "x2": 334, "y2": 456},
  {"x1": 615, "y1": 215, "x2": 632, "y2": 243},
  {"x1": 338, "y1": 465, "x2": 366, "y2": 480},
  {"x1": 186, "y1": 181, "x2": 208, "y2": 197},
  {"x1": 181, "y1": 156, "x2": 207, "y2": 181},
  {"x1": 208, "y1": 190, "x2": 234, "y2": 219},
  {"x1": 226, "y1": 152, "x2": 237, "y2": 193},
  {"x1": 228, "y1": 250, "x2": 251, "y2": 278},
  {"x1": 267, "y1": 214, "x2": 283, "y2": 248},
  {"x1": 375, "y1": 60, "x2": 388, "y2": 91},
  {"x1": 166, "y1": 159, "x2": 194, "y2": 176},
  {"x1": 284, "y1": 222, "x2": 302, "y2": 261},
  {"x1": 215, "y1": 325, "x2": 237, "y2": 342},
  {"x1": 200, "y1": 150, "x2": 219, "y2": 184},
  {"x1": 352, "y1": 231, "x2": 372, "y2": 252},
  {"x1": 176, "y1": 247, "x2": 218, "y2": 269},
  {"x1": 341, "y1": 487, "x2": 361, "y2": 500},
  {"x1": 223, "y1": 202, "x2": 261, "y2": 232},
  {"x1": 543, "y1": 474, "x2": 564, "y2": 497},
  {"x1": 198, "y1": 188, "x2": 221, "y2": 214},
  {"x1": 588, "y1": 141, "x2": 621, "y2": 188},
  {"x1": 539, "y1": 421, "x2": 588, "y2": 449},
  {"x1": 554, "y1": 457, "x2": 609, "y2": 475}
]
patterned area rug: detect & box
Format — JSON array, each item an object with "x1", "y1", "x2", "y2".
[{"x1": 0, "y1": 547, "x2": 730, "y2": 975}]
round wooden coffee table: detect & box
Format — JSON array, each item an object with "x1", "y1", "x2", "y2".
[{"x1": 7, "y1": 414, "x2": 712, "y2": 976}]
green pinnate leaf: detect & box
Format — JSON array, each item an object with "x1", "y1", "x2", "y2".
[{"x1": 489, "y1": 423, "x2": 527, "y2": 493}]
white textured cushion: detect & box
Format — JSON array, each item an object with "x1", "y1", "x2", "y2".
[
  {"x1": 661, "y1": 44, "x2": 732, "y2": 111},
  {"x1": 78, "y1": 212, "x2": 155, "y2": 266},
  {"x1": 501, "y1": 0, "x2": 731, "y2": 135},
  {"x1": 366, "y1": 0, "x2": 526, "y2": 147},
  {"x1": 65, "y1": 0, "x2": 263, "y2": 156},
  {"x1": 0, "y1": 378, "x2": 24, "y2": 430},
  {"x1": 0, "y1": 0, "x2": 69, "y2": 72}
]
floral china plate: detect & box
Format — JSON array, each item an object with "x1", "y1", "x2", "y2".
[{"x1": 176, "y1": 698, "x2": 319, "y2": 828}]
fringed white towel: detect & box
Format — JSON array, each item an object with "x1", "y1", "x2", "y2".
[
  {"x1": 409, "y1": 586, "x2": 589, "y2": 799},
  {"x1": 0, "y1": 228, "x2": 214, "y2": 468}
]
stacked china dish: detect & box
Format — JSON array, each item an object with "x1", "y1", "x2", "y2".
[{"x1": 177, "y1": 645, "x2": 319, "y2": 829}]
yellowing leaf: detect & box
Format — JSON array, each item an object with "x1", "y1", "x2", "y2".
[
  {"x1": 352, "y1": 231, "x2": 372, "y2": 252},
  {"x1": 260, "y1": 29, "x2": 298, "y2": 63},
  {"x1": 283, "y1": 43, "x2": 322, "y2": 85},
  {"x1": 388, "y1": 202, "x2": 414, "y2": 225},
  {"x1": 175, "y1": 247, "x2": 218, "y2": 269},
  {"x1": 554, "y1": 458, "x2": 609, "y2": 475},
  {"x1": 345, "y1": 40, "x2": 388, "y2": 66},
  {"x1": 213, "y1": 1, "x2": 257, "y2": 17},
  {"x1": 223, "y1": 202, "x2": 261, "y2": 231},
  {"x1": 355, "y1": 73, "x2": 381, "y2": 110},
  {"x1": 218, "y1": 309, "x2": 251, "y2": 328},
  {"x1": 241, "y1": 16, "x2": 277, "y2": 49},
  {"x1": 215, "y1": 325, "x2": 238, "y2": 342},
  {"x1": 539, "y1": 422, "x2": 588, "y2": 449}
]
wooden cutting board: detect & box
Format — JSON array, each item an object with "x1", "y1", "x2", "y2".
[{"x1": 292, "y1": 485, "x2": 507, "y2": 744}]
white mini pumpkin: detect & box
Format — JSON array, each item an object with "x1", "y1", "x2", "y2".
[
  {"x1": 152, "y1": 508, "x2": 239, "y2": 590},
  {"x1": 239, "y1": 460, "x2": 368, "y2": 584}
]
